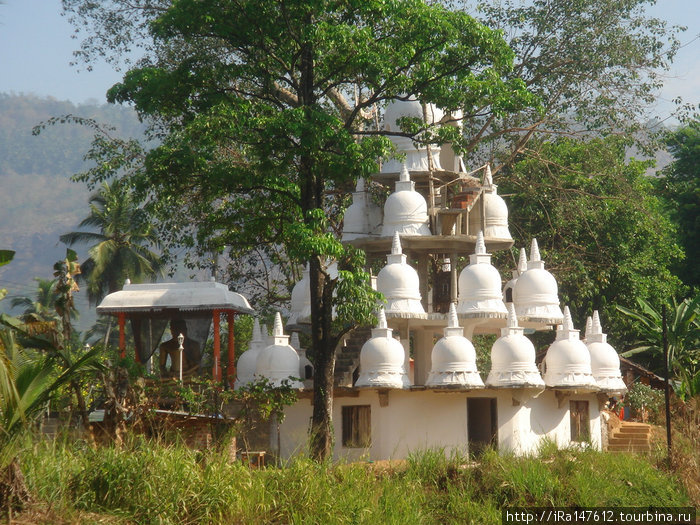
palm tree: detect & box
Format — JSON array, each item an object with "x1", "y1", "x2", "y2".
[
  {"x1": 60, "y1": 180, "x2": 164, "y2": 304},
  {"x1": 10, "y1": 278, "x2": 61, "y2": 323}
]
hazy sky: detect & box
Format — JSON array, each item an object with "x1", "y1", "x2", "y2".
[{"x1": 0, "y1": 0, "x2": 698, "y2": 122}]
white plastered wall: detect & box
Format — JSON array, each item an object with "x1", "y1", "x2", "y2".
[{"x1": 278, "y1": 388, "x2": 602, "y2": 461}]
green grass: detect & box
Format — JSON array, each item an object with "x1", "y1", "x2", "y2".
[{"x1": 20, "y1": 436, "x2": 692, "y2": 525}]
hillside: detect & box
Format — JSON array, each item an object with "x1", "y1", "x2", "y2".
[{"x1": 0, "y1": 93, "x2": 145, "y2": 329}]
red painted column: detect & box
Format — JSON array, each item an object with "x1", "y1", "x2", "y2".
[
  {"x1": 227, "y1": 311, "x2": 236, "y2": 385},
  {"x1": 213, "y1": 309, "x2": 221, "y2": 382},
  {"x1": 118, "y1": 313, "x2": 126, "y2": 359}
]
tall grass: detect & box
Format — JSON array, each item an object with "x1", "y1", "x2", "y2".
[{"x1": 21, "y1": 436, "x2": 692, "y2": 525}]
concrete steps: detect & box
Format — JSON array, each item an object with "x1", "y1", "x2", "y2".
[
  {"x1": 607, "y1": 421, "x2": 653, "y2": 453},
  {"x1": 334, "y1": 327, "x2": 371, "y2": 387}
]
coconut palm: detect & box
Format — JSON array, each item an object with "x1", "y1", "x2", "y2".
[
  {"x1": 60, "y1": 180, "x2": 164, "y2": 305},
  {"x1": 10, "y1": 278, "x2": 61, "y2": 324}
]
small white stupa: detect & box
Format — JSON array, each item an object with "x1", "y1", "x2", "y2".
[
  {"x1": 355, "y1": 309, "x2": 410, "y2": 388},
  {"x1": 503, "y1": 247, "x2": 527, "y2": 304},
  {"x1": 468, "y1": 165, "x2": 512, "y2": 240},
  {"x1": 513, "y1": 238, "x2": 564, "y2": 322},
  {"x1": 426, "y1": 303, "x2": 484, "y2": 388},
  {"x1": 376, "y1": 232, "x2": 426, "y2": 316},
  {"x1": 543, "y1": 307, "x2": 598, "y2": 390},
  {"x1": 256, "y1": 313, "x2": 303, "y2": 388},
  {"x1": 342, "y1": 178, "x2": 383, "y2": 241},
  {"x1": 288, "y1": 265, "x2": 311, "y2": 326},
  {"x1": 456, "y1": 231, "x2": 507, "y2": 317},
  {"x1": 381, "y1": 97, "x2": 443, "y2": 173},
  {"x1": 291, "y1": 332, "x2": 314, "y2": 386},
  {"x1": 586, "y1": 311, "x2": 627, "y2": 394},
  {"x1": 381, "y1": 164, "x2": 431, "y2": 237},
  {"x1": 234, "y1": 318, "x2": 263, "y2": 389},
  {"x1": 486, "y1": 304, "x2": 545, "y2": 388}
]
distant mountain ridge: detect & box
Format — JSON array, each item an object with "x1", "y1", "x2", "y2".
[{"x1": 0, "y1": 93, "x2": 145, "y2": 329}]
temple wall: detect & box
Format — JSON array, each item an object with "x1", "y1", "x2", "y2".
[{"x1": 279, "y1": 388, "x2": 602, "y2": 462}]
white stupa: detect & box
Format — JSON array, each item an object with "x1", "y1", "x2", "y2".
[
  {"x1": 503, "y1": 247, "x2": 527, "y2": 304},
  {"x1": 381, "y1": 97, "x2": 443, "y2": 173},
  {"x1": 426, "y1": 303, "x2": 484, "y2": 388},
  {"x1": 381, "y1": 164, "x2": 431, "y2": 237},
  {"x1": 543, "y1": 307, "x2": 598, "y2": 390},
  {"x1": 468, "y1": 165, "x2": 512, "y2": 240},
  {"x1": 456, "y1": 231, "x2": 508, "y2": 317},
  {"x1": 234, "y1": 318, "x2": 263, "y2": 389},
  {"x1": 256, "y1": 313, "x2": 303, "y2": 388},
  {"x1": 586, "y1": 311, "x2": 627, "y2": 394},
  {"x1": 513, "y1": 238, "x2": 564, "y2": 322},
  {"x1": 287, "y1": 265, "x2": 311, "y2": 326},
  {"x1": 486, "y1": 303, "x2": 545, "y2": 388},
  {"x1": 342, "y1": 178, "x2": 383, "y2": 241},
  {"x1": 355, "y1": 309, "x2": 410, "y2": 388},
  {"x1": 376, "y1": 232, "x2": 426, "y2": 316}
]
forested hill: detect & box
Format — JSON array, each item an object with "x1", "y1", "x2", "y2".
[{"x1": 0, "y1": 93, "x2": 144, "y2": 325}]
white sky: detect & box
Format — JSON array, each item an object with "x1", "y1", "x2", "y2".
[{"x1": 0, "y1": 0, "x2": 698, "y2": 119}]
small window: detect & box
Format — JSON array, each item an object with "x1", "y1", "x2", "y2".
[
  {"x1": 570, "y1": 400, "x2": 590, "y2": 442},
  {"x1": 342, "y1": 405, "x2": 371, "y2": 448}
]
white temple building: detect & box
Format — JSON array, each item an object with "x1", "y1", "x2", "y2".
[{"x1": 239, "y1": 97, "x2": 626, "y2": 461}]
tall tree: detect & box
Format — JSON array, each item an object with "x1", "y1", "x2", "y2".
[
  {"x1": 495, "y1": 136, "x2": 683, "y2": 341},
  {"x1": 63, "y1": 0, "x2": 534, "y2": 460},
  {"x1": 60, "y1": 179, "x2": 164, "y2": 304},
  {"x1": 659, "y1": 119, "x2": 700, "y2": 289}
]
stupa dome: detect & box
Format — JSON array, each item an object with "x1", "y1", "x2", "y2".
[
  {"x1": 342, "y1": 178, "x2": 383, "y2": 241},
  {"x1": 486, "y1": 304, "x2": 545, "y2": 388},
  {"x1": 234, "y1": 318, "x2": 263, "y2": 389},
  {"x1": 503, "y1": 247, "x2": 527, "y2": 303},
  {"x1": 376, "y1": 232, "x2": 425, "y2": 316},
  {"x1": 355, "y1": 309, "x2": 410, "y2": 388},
  {"x1": 381, "y1": 97, "x2": 443, "y2": 173},
  {"x1": 586, "y1": 311, "x2": 627, "y2": 394},
  {"x1": 288, "y1": 265, "x2": 311, "y2": 325},
  {"x1": 543, "y1": 307, "x2": 598, "y2": 390},
  {"x1": 468, "y1": 166, "x2": 512, "y2": 240},
  {"x1": 426, "y1": 303, "x2": 484, "y2": 387},
  {"x1": 256, "y1": 313, "x2": 303, "y2": 388},
  {"x1": 456, "y1": 231, "x2": 507, "y2": 316},
  {"x1": 381, "y1": 164, "x2": 431, "y2": 237},
  {"x1": 513, "y1": 239, "x2": 563, "y2": 322}
]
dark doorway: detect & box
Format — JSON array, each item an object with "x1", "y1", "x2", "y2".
[{"x1": 467, "y1": 397, "x2": 498, "y2": 458}]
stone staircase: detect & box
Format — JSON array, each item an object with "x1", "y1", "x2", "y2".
[
  {"x1": 334, "y1": 326, "x2": 371, "y2": 387},
  {"x1": 607, "y1": 421, "x2": 653, "y2": 453}
]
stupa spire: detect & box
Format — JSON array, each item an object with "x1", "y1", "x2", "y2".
[
  {"x1": 392, "y1": 231, "x2": 402, "y2": 255},
  {"x1": 273, "y1": 312, "x2": 284, "y2": 336},
  {"x1": 484, "y1": 164, "x2": 494, "y2": 187},
  {"x1": 377, "y1": 308, "x2": 388, "y2": 329},
  {"x1": 506, "y1": 302, "x2": 518, "y2": 328},
  {"x1": 399, "y1": 162, "x2": 410, "y2": 182},
  {"x1": 591, "y1": 310, "x2": 603, "y2": 335},
  {"x1": 517, "y1": 247, "x2": 528, "y2": 273},
  {"x1": 530, "y1": 238, "x2": 541, "y2": 262},
  {"x1": 475, "y1": 230, "x2": 486, "y2": 254},
  {"x1": 448, "y1": 302, "x2": 459, "y2": 328}
]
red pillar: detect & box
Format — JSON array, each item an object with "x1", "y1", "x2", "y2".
[
  {"x1": 227, "y1": 311, "x2": 236, "y2": 385},
  {"x1": 118, "y1": 313, "x2": 126, "y2": 359},
  {"x1": 213, "y1": 309, "x2": 221, "y2": 382}
]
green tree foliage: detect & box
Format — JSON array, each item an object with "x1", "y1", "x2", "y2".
[
  {"x1": 467, "y1": 0, "x2": 684, "y2": 165},
  {"x1": 659, "y1": 119, "x2": 700, "y2": 289},
  {"x1": 62, "y1": 0, "x2": 534, "y2": 460},
  {"x1": 617, "y1": 295, "x2": 700, "y2": 400},
  {"x1": 495, "y1": 137, "x2": 683, "y2": 341},
  {"x1": 60, "y1": 180, "x2": 164, "y2": 305}
]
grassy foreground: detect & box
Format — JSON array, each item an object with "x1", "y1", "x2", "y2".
[{"x1": 17, "y1": 436, "x2": 692, "y2": 525}]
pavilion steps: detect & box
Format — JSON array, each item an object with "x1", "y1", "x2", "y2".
[{"x1": 607, "y1": 421, "x2": 653, "y2": 453}]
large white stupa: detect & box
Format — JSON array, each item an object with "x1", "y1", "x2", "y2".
[
  {"x1": 513, "y1": 238, "x2": 564, "y2": 323},
  {"x1": 426, "y1": 303, "x2": 484, "y2": 388},
  {"x1": 256, "y1": 313, "x2": 303, "y2": 388},
  {"x1": 468, "y1": 165, "x2": 512, "y2": 240},
  {"x1": 456, "y1": 231, "x2": 507, "y2": 317},
  {"x1": 355, "y1": 309, "x2": 410, "y2": 388},
  {"x1": 486, "y1": 304, "x2": 545, "y2": 388},
  {"x1": 381, "y1": 164, "x2": 431, "y2": 237},
  {"x1": 376, "y1": 232, "x2": 426, "y2": 316},
  {"x1": 234, "y1": 318, "x2": 263, "y2": 389},
  {"x1": 586, "y1": 311, "x2": 627, "y2": 394},
  {"x1": 543, "y1": 307, "x2": 598, "y2": 390}
]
